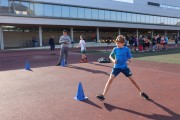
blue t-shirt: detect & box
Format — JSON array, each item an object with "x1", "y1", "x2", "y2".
[{"x1": 110, "y1": 46, "x2": 132, "y2": 69}]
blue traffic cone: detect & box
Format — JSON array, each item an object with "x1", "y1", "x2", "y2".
[
  {"x1": 25, "y1": 61, "x2": 30, "y2": 70},
  {"x1": 61, "y1": 59, "x2": 65, "y2": 67},
  {"x1": 74, "y1": 82, "x2": 88, "y2": 101}
]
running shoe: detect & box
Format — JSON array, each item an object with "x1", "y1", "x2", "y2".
[
  {"x1": 96, "y1": 94, "x2": 105, "y2": 101},
  {"x1": 140, "y1": 92, "x2": 150, "y2": 100}
]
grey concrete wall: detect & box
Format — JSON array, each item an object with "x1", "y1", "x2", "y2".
[{"x1": 1, "y1": 16, "x2": 180, "y2": 30}]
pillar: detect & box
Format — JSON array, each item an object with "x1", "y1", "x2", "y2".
[
  {"x1": 136, "y1": 29, "x2": 139, "y2": 38},
  {"x1": 70, "y1": 26, "x2": 73, "y2": 41},
  {"x1": 39, "y1": 26, "x2": 42, "y2": 47},
  {"x1": 151, "y1": 30, "x2": 154, "y2": 38},
  {"x1": 96, "y1": 27, "x2": 100, "y2": 43},
  {"x1": 0, "y1": 25, "x2": 4, "y2": 50},
  {"x1": 118, "y1": 28, "x2": 121, "y2": 35}
]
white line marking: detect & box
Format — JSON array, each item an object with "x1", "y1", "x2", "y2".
[{"x1": 131, "y1": 66, "x2": 180, "y2": 76}]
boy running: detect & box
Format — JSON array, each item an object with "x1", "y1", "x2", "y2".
[
  {"x1": 77, "y1": 35, "x2": 88, "y2": 63},
  {"x1": 97, "y1": 35, "x2": 149, "y2": 101}
]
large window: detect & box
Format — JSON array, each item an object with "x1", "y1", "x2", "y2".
[
  {"x1": 137, "y1": 14, "x2": 141, "y2": 23},
  {"x1": 13, "y1": 1, "x2": 30, "y2": 15},
  {"x1": 70, "y1": 7, "x2": 77, "y2": 18},
  {"x1": 164, "y1": 17, "x2": 168, "y2": 24},
  {"x1": 78, "y1": 8, "x2": 85, "y2": 19},
  {"x1": 132, "y1": 14, "x2": 137, "y2": 22},
  {"x1": 2, "y1": 1, "x2": 180, "y2": 27},
  {"x1": 44, "y1": 4, "x2": 53, "y2": 16},
  {"x1": 160, "y1": 17, "x2": 165, "y2": 24},
  {"x1": 105, "y1": 11, "x2": 110, "y2": 20},
  {"x1": 99, "y1": 10, "x2": 105, "y2": 20},
  {"x1": 29, "y1": 3, "x2": 34, "y2": 13},
  {"x1": 154, "y1": 16, "x2": 157, "y2": 24},
  {"x1": 160, "y1": 4, "x2": 180, "y2": 11},
  {"x1": 111, "y1": 11, "x2": 116, "y2": 21},
  {"x1": 21, "y1": 2, "x2": 29, "y2": 8},
  {"x1": 141, "y1": 15, "x2": 146, "y2": 23},
  {"x1": 62, "y1": 6, "x2": 69, "y2": 17},
  {"x1": 127, "y1": 13, "x2": 131, "y2": 22},
  {"x1": 0, "y1": 0, "x2": 8, "y2": 6},
  {"x1": 174, "y1": 18, "x2": 178, "y2": 25},
  {"x1": 34, "y1": 3, "x2": 43, "y2": 16},
  {"x1": 53, "y1": 5, "x2": 61, "y2": 17},
  {"x1": 149, "y1": 16, "x2": 154, "y2": 24},
  {"x1": 85, "y1": 8, "x2": 91, "y2": 19},
  {"x1": 157, "y1": 16, "x2": 161, "y2": 24},
  {"x1": 122, "y1": 12, "x2": 127, "y2": 21},
  {"x1": 117, "y1": 12, "x2": 122, "y2": 21},
  {"x1": 92, "y1": 9, "x2": 98, "y2": 19},
  {"x1": 145, "y1": 15, "x2": 150, "y2": 23},
  {"x1": 176, "y1": 19, "x2": 180, "y2": 26},
  {"x1": 171, "y1": 18, "x2": 175, "y2": 25}
]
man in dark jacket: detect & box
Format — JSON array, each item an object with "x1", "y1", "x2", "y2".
[{"x1": 49, "y1": 35, "x2": 55, "y2": 55}]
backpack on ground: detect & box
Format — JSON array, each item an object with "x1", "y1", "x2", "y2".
[{"x1": 98, "y1": 57, "x2": 111, "y2": 63}]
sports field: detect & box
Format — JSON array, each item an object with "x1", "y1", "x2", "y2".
[
  {"x1": 0, "y1": 47, "x2": 180, "y2": 120},
  {"x1": 132, "y1": 48, "x2": 180, "y2": 64},
  {"x1": 86, "y1": 48, "x2": 180, "y2": 64}
]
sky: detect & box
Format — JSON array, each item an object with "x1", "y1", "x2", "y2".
[{"x1": 113, "y1": 0, "x2": 133, "y2": 3}]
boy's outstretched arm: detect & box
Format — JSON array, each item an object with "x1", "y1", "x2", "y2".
[{"x1": 109, "y1": 54, "x2": 116, "y2": 64}]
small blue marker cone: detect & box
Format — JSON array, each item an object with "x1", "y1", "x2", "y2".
[
  {"x1": 61, "y1": 59, "x2": 65, "y2": 67},
  {"x1": 25, "y1": 61, "x2": 30, "y2": 70},
  {"x1": 74, "y1": 82, "x2": 88, "y2": 101}
]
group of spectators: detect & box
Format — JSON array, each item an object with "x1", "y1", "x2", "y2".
[{"x1": 127, "y1": 34, "x2": 179, "y2": 52}]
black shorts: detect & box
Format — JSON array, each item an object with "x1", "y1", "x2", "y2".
[{"x1": 111, "y1": 68, "x2": 132, "y2": 77}]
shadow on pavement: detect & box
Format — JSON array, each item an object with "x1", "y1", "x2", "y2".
[
  {"x1": 68, "y1": 65, "x2": 110, "y2": 76},
  {"x1": 91, "y1": 62, "x2": 112, "y2": 68},
  {"x1": 82, "y1": 99, "x2": 102, "y2": 109},
  {"x1": 104, "y1": 99, "x2": 179, "y2": 120},
  {"x1": 25, "y1": 68, "x2": 33, "y2": 72}
]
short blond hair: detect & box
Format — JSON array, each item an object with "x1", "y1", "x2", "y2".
[{"x1": 115, "y1": 35, "x2": 125, "y2": 43}]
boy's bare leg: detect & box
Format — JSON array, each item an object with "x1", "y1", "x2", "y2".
[
  {"x1": 82, "y1": 54, "x2": 86, "y2": 59},
  {"x1": 129, "y1": 76, "x2": 150, "y2": 100},
  {"x1": 102, "y1": 74, "x2": 115, "y2": 97},
  {"x1": 128, "y1": 76, "x2": 142, "y2": 93}
]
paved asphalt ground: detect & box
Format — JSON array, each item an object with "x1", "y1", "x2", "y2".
[{"x1": 0, "y1": 47, "x2": 180, "y2": 120}]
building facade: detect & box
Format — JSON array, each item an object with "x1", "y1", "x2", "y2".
[{"x1": 0, "y1": 0, "x2": 180, "y2": 49}]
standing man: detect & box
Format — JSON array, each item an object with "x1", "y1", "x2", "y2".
[
  {"x1": 49, "y1": 35, "x2": 55, "y2": 55},
  {"x1": 32, "y1": 36, "x2": 36, "y2": 47},
  {"x1": 56, "y1": 30, "x2": 71, "y2": 66}
]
